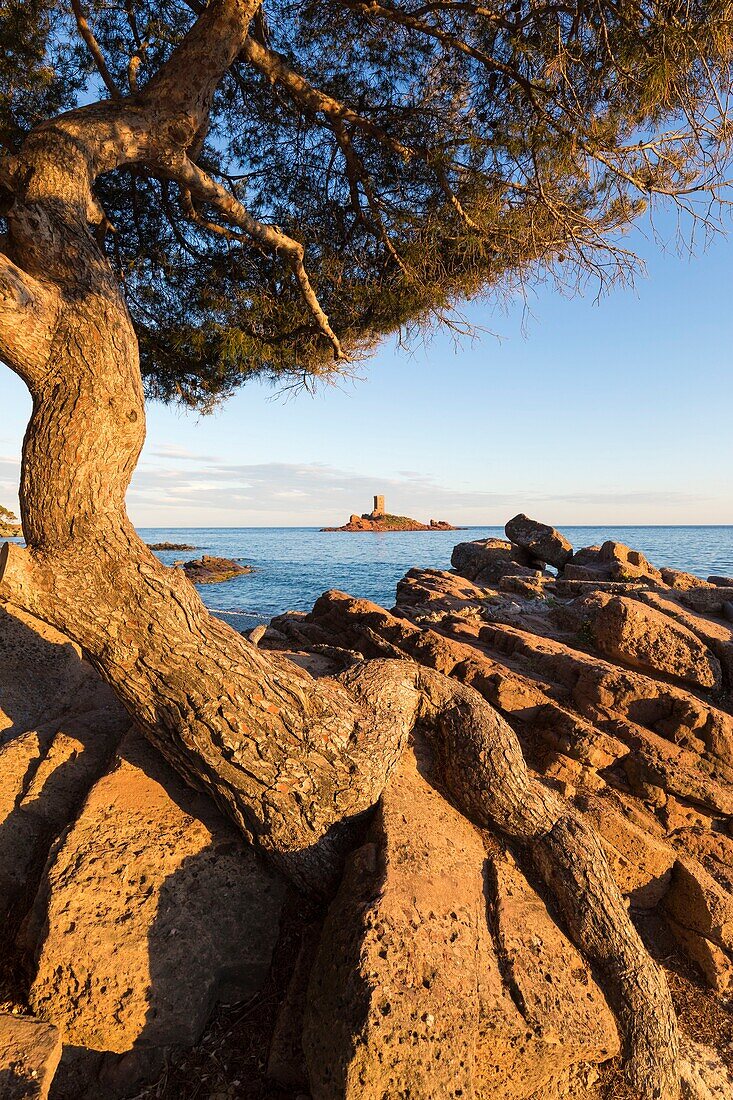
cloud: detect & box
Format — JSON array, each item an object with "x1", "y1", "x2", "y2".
[
  {"x1": 127, "y1": 455, "x2": 715, "y2": 526},
  {"x1": 147, "y1": 444, "x2": 220, "y2": 462},
  {"x1": 0, "y1": 448, "x2": 722, "y2": 526},
  {"x1": 128, "y1": 458, "x2": 510, "y2": 522}
]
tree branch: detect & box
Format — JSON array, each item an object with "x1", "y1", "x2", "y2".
[
  {"x1": 239, "y1": 35, "x2": 502, "y2": 245},
  {"x1": 139, "y1": 0, "x2": 262, "y2": 142},
  {"x1": 0, "y1": 247, "x2": 60, "y2": 387},
  {"x1": 337, "y1": 0, "x2": 546, "y2": 102},
  {"x1": 159, "y1": 154, "x2": 347, "y2": 360},
  {"x1": 331, "y1": 121, "x2": 411, "y2": 275},
  {"x1": 71, "y1": 0, "x2": 122, "y2": 100},
  {"x1": 240, "y1": 37, "x2": 413, "y2": 159}
]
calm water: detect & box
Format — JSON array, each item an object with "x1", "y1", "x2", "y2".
[{"x1": 138, "y1": 526, "x2": 733, "y2": 632}]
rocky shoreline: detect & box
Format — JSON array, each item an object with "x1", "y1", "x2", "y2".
[{"x1": 1, "y1": 516, "x2": 733, "y2": 1098}]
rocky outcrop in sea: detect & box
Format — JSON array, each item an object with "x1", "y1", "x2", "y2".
[{"x1": 181, "y1": 555, "x2": 253, "y2": 584}]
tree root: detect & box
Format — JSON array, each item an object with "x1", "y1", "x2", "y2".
[{"x1": 413, "y1": 667, "x2": 680, "y2": 1100}]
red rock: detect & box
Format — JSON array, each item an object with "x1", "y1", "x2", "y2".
[
  {"x1": 0, "y1": 607, "x2": 129, "y2": 922},
  {"x1": 0, "y1": 1015, "x2": 61, "y2": 1100},
  {"x1": 505, "y1": 513, "x2": 573, "y2": 569},
  {"x1": 583, "y1": 593, "x2": 722, "y2": 690},
  {"x1": 661, "y1": 568, "x2": 710, "y2": 589},
  {"x1": 27, "y1": 732, "x2": 284, "y2": 1056},
  {"x1": 451, "y1": 537, "x2": 541, "y2": 584},
  {"x1": 182, "y1": 555, "x2": 252, "y2": 584},
  {"x1": 303, "y1": 742, "x2": 618, "y2": 1100},
  {"x1": 682, "y1": 587, "x2": 733, "y2": 616},
  {"x1": 574, "y1": 792, "x2": 676, "y2": 908},
  {"x1": 664, "y1": 858, "x2": 733, "y2": 990},
  {"x1": 679, "y1": 1037, "x2": 733, "y2": 1099},
  {"x1": 565, "y1": 542, "x2": 663, "y2": 585},
  {"x1": 394, "y1": 567, "x2": 489, "y2": 621}
]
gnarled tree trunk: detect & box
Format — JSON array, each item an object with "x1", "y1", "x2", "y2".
[{"x1": 0, "y1": 2, "x2": 681, "y2": 1095}]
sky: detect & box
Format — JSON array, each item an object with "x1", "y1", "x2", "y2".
[{"x1": 1, "y1": 205, "x2": 732, "y2": 528}]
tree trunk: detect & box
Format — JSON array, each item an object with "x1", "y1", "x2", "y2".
[{"x1": 0, "y1": 261, "x2": 424, "y2": 891}]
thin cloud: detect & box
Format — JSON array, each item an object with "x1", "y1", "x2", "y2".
[
  {"x1": 127, "y1": 457, "x2": 716, "y2": 526},
  {"x1": 148, "y1": 445, "x2": 220, "y2": 462},
  {"x1": 0, "y1": 449, "x2": 723, "y2": 526}
]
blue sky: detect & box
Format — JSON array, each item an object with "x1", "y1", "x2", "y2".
[{"x1": 1, "y1": 205, "x2": 731, "y2": 527}]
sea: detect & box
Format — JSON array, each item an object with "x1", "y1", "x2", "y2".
[{"x1": 138, "y1": 526, "x2": 733, "y2": 633}]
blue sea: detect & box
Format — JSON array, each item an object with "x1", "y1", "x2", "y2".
[{"x1": 139, "y1": 526, "x2": 733, "y2": 633}]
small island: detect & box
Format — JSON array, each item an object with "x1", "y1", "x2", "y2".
[
  {"x1": 0, "y1": 504, "x2": 21, "y2": 538},
  {"x1": 182, "y1": 555, "x2": 254, "y2": 584},
  {"x1": 148, "y1": 541, "x2": 198, "y2": 551},
  {"x1": 322, "y1": 495, "x2": 462, "y2": 532}
]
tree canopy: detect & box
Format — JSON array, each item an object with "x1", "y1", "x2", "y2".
[{"x1": 1, "y1": 0, "x2": 732, "y2": 406}]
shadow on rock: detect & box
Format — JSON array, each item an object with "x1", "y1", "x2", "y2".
[{"x1": 21, "y1": 732, "x2": 285, "y2": 1100}]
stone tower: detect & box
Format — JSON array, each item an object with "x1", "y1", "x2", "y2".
[{"x1": 372, "y1": 494, "x2": 386, "y2": 518}]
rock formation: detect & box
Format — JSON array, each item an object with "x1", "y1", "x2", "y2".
[
  {"x1": 0, "y1": 1015, "x2": 61, "y2": 1100},
  {"x1": 147, "y1": 542, "x2": 197, "y2": 551},
  {"x1": 505, "y1": 513, "x2": 573, "y2": 569},
  {"x1": 2, "y1": 517, "x2": 733, "y2": 1098},
  {"x1": 181, "y1": 555, "x2": 253, "y2": 584},
  {"x1": 263, "y1": 519, "x2": 733, "y2": 1100},
  {"x1": 322, "y1": 495, "x2": 461, "y2": 531}
]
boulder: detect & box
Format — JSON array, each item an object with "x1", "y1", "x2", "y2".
[
  {"x1": 0, "y1": 607, "x2": 129, "y2": 922},
  {"x1": 147, "y1": 542, "x2": 197, "y2": 551},
  {"x1": 600, "y1": 540, "x2": 663, "y2": 582},
  {"x1": 0, "y1": 1015, "x2": 61, "y2": 1100},
  {"x1": 664, "y1": 858, "x2": 733, "y2": 991},
  {"x1": 182, "y1": 555, "x2": 253, "y2": 584},
  {"x1": 505, "y1": 514, "x2": 573, "y2": 569},
  {"x1": 303, "y1": 741, "x2": 619, "y2": 1100},
  {"x1": 582, "y1": 593, "x2": 722, "y2": 690},
  {"x1": 680, "y1": 1038, "x2": 733, "y2": 1100},
  {"x1": 0, "y1": 605, "x2": 91, "y2": 735},
  {"x1": 394, "y1": 567, "x2": 489, "y2": 622},
  {"x1": 708, "y1": 576, "x2": 733, "y2": 587},
  {"x1": 451, "y1": 537, "x2": 540, "y2": 584},
  {"x1": 565, "y1": 542, "x2": 663, "y2": 585},
  {"x1": 672, "y1": 829, "x2": 733, "y2": 896},
  {"x1": 661, "y1": 568, "x2": 709, "y2": 590},
  {"x1": 632, "y1": 590, "x2": 733, "y2": 690},
  {"x1": 26, "y1": 731, "x2": 284, "y2": 1060},
  {"x1": 681, "y1": 587, "x2": 733, "y2": 616}
]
